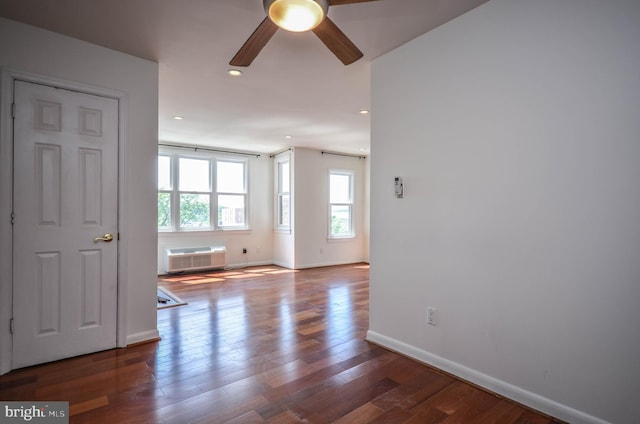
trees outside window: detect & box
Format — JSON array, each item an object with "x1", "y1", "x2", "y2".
[
  {"x1": 329, "y1": 170, "x2": 354, "y2": 238},
  {"x1": 158, "y1": 151, "x2": 248, "y2": 231},
  {"x1": 179, "y1": 158, "x2": 211, "y2": 228},
  {"x1": 217, "y1": 160, "x2": 247, "y2": 228}
]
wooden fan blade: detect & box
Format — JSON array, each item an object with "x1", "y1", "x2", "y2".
[
  {"x1": 312, "y1": 17, "x2": 363, "y2": 65},
  {"x1": 230, "y1": 17, "x2": 279, "y2": 67},
  {"x1": 329, "y1": 0, "x2": 378, "y2": 5}
]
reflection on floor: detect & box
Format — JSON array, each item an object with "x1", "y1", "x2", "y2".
[{"x1": 0, "y1": 264, "x2": 562, "y2": 423}]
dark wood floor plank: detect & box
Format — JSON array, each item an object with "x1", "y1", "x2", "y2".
[
  {"x1": 291, "y1": 375, "x2": 398, "y2": 422},
  {"x1": 366, "y1": 406, "x2": 414, "y2": 424},
  {"x1": 514, "y1": 409, "x2": 558, "y2": 424},
  {"x1": 0, "y1": 264, "x2": 562, "y2": 424},
  {"x1": 374, "y1": 368, "x2": 455, "y2": 412},
  {"x1": 402, "y1": 405, "x2": 449, "y2": 424},
  {"x1": 333, "y1": 402, "x2": 385, "y2": 424},
  {"x1": 470, "y1": 399, "x2": 530, "y2": 424}
]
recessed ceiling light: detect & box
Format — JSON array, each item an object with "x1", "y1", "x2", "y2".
[
  {"x1": 173, "y1": 115, "x2": 184, "y2": 120},
  {"x1": 359, "y1": 109, "x2": 370, "y2": 115},
  {"x1": 227, "y1": 69, "x2": 243, "y2": 77},
  {"x1": 285, "y1": 135, "x2": 293, "y2": 139}
]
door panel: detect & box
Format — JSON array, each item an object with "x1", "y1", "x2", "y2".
[
  {"x1": 12, "y1": 80, "x2": 118, "y2": 369},
  {"x1": 36, "y1": 252, "x2": 61, "y2": 335}
]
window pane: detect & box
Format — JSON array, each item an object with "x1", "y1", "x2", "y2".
[
  {"x1": 279, "y1": 194, "x2": 290, "y2": 226},
  {"x1": 158, "y1": 156, "x2": 171, "y2": 190},
  {"x1": 331, "y1": 205, "x2": 351, "y2": 236},
  {"x1": 180, "y1": 193, "x2": 210, "y2": 228},
  {"x1": 179, "y1": 158, "x2": 210, "y2": 192},
  {"x1": 330, "y1": 174, "x2": 351, "y2": 203},
  {"x1": 158, "y1": 192, "x2": 171, "y2": 228},
  {"x1": 217, "y1": 161, "x2": 245, "y2": 193},
  {"x1": 279, "y1": 161, "x2": 290, "y2": 192},
  {"x1": 218, "y1": 194, "x2": 245, "y2": 227}
]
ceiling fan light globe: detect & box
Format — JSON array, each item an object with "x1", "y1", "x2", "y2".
[{"x1": 264, "y1": 0, "x2": 328, "y2": 32}]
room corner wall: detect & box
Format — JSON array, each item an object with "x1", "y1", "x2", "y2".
[
  {"x1": 369, "y1": 1, "x2": 640, "y2": 423},
  {"x1": 292, "y1": 148, "x2": 367, "y2": 269}
]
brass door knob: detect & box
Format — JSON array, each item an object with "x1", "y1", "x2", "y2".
[{"x1": 94, "y1": 233, "x2": 114, "y2": 243}]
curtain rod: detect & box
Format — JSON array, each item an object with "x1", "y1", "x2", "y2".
[
  {"x1": 321, "y1": 150, "x2": 367, "y2": 159},
  {"x1": 269, "y1": 148, "x2": 293, "y2": 158},
  {"x1": 159, "y1": 143, "x2": 261, "y2": 158}
]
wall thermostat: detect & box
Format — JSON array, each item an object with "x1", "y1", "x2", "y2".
[{"x1": 394, "y1": 177, "x2": 404, "y2": 198}]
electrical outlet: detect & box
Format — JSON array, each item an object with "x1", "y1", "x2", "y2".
[
  {"x1": 242, "y1": 248, "x2": 247, "y2": 254},
  {"x1": 427, "y1": 307, "x2": 437, "y2": 326}
]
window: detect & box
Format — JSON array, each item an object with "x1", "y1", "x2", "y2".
[
  {"x1": 179, "y1": 157, "x2": 211, "y2": 228},
  {"x1": 158, "y1": 150, "x2": 248, "y2": 231},
  {"x1": 329, "y1": 170, "x2": 354, "y2": 238},
  {"x1": 216, "y1": 160, "x2": 247, "y2": 228},
  {"x1": 275, "y1": 156, "x2": 290, "y2": 230},
  {"x1": 157, "y1": 155, "x2": 172, "y2": 230}
]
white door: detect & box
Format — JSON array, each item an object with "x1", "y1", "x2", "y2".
[{"x1": 12, "y1": 80, "x2": 119, "y2": 369}]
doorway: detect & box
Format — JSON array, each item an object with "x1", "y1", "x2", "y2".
[{"x1": 1, "y1": 73, "x2": 122, "y2": 371}]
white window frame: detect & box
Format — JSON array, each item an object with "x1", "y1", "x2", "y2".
[
  {"x1": 158, "y1": 148, "x2": 249, "y2": 232},
  {"x1": 274, "y1": 153, "x2": 291, "y2": 231},
  {"x1": 215, "y1": 158, "x2": 249, "y2": 230},
  {"x1": 157, "y1": 154, "x2": 174, "y2": 231},
  {"x1": 328, "y1": 169, "x2": 355, "y2": 239},
  {"x1": 177, "y1": 155, "x2": 213, "y2": 230}
]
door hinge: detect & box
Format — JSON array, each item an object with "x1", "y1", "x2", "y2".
[
  {"x1": 11, "y1": 102, "x2": 16, "y2": 119},
  {"x1": 9, "y1": 318, "x2": 14, "y2": 334},
  {"x1": 10, "y1": 211, "x2": 15, "y2": 225}
]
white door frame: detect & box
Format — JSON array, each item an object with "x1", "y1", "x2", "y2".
[{"x1": 0, "y1": 68, "x2": 129, "y2": 374}]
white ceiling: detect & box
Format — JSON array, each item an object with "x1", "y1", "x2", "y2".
[{"x1": 0, "y1": 0, "x2": 488, "y2": 155}]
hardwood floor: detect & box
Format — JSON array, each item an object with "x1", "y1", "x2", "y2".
[{"x1": 1, "y1": 264, "x2": 563, "y2": 423}]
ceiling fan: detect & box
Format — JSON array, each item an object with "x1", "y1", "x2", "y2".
[{"x1": 230, "y1": 0, "x2": 378, "y2": 67}]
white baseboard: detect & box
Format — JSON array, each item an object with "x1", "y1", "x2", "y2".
[
  {"x1": 365, "y1": 331, "x2": 610, "y2": 424},
  {"x1": 157, "y1": 261, "x2": 275, "y2": 275},
  {"x1": 271, "y1": 260, "x2": 365, "y2": 270},
  {"x1": 126, "y1": 329, "x2": 160, "y2": 346},
  {"x1": 273, "y1": 260, "x2": 294, "y2": 269},
  {"x1": 292, "y1": 259, "x2": 366, "y2": 270},
  {"x1": 157, "y1": 260, "x2": 366, "y2": 273},
  {"x1": 225, "y1": 260, "x2": 274, "y2": 270}
]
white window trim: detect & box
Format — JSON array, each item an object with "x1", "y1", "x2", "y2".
[
  {"x1": 158, "y1": 153, "x2": 174, "y2": 231},
  {"x1": 216, "y1": 157, "x2": 250, "y2": 231},
  {"x1": 158, "y1": 147, "x2": 250, "y2": 232},
  {"x1": 328, "y1": 169, "x2": 355, "y2": 239},
  {"x1": 274, "y1": 151, "x2": 291, "y2": 232}
]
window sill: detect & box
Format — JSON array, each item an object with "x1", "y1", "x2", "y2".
[
  {"x1": 327, "y1": 235, "x2": 356, "y2": 242},
  {"x1": 159, "y1": 228, "x2": 251, "y2": 236}
]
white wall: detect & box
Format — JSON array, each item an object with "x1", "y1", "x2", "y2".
[
  {"x1": 368, "y1": 1, "x2": 640, "y2": 424},
  {"x1": 293, "y1": 148, "x2": 367, "y2": 269},
  {"x1": 0, "y1": 18, "x2": 159, "y2": 359},
  {"x1": 157, "y1": 153, "x2": 274, "y2": 273}
]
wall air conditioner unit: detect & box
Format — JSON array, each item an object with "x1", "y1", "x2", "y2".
[{"x1": 165, "y1": 246, "x2": 226, "y2": 273}]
